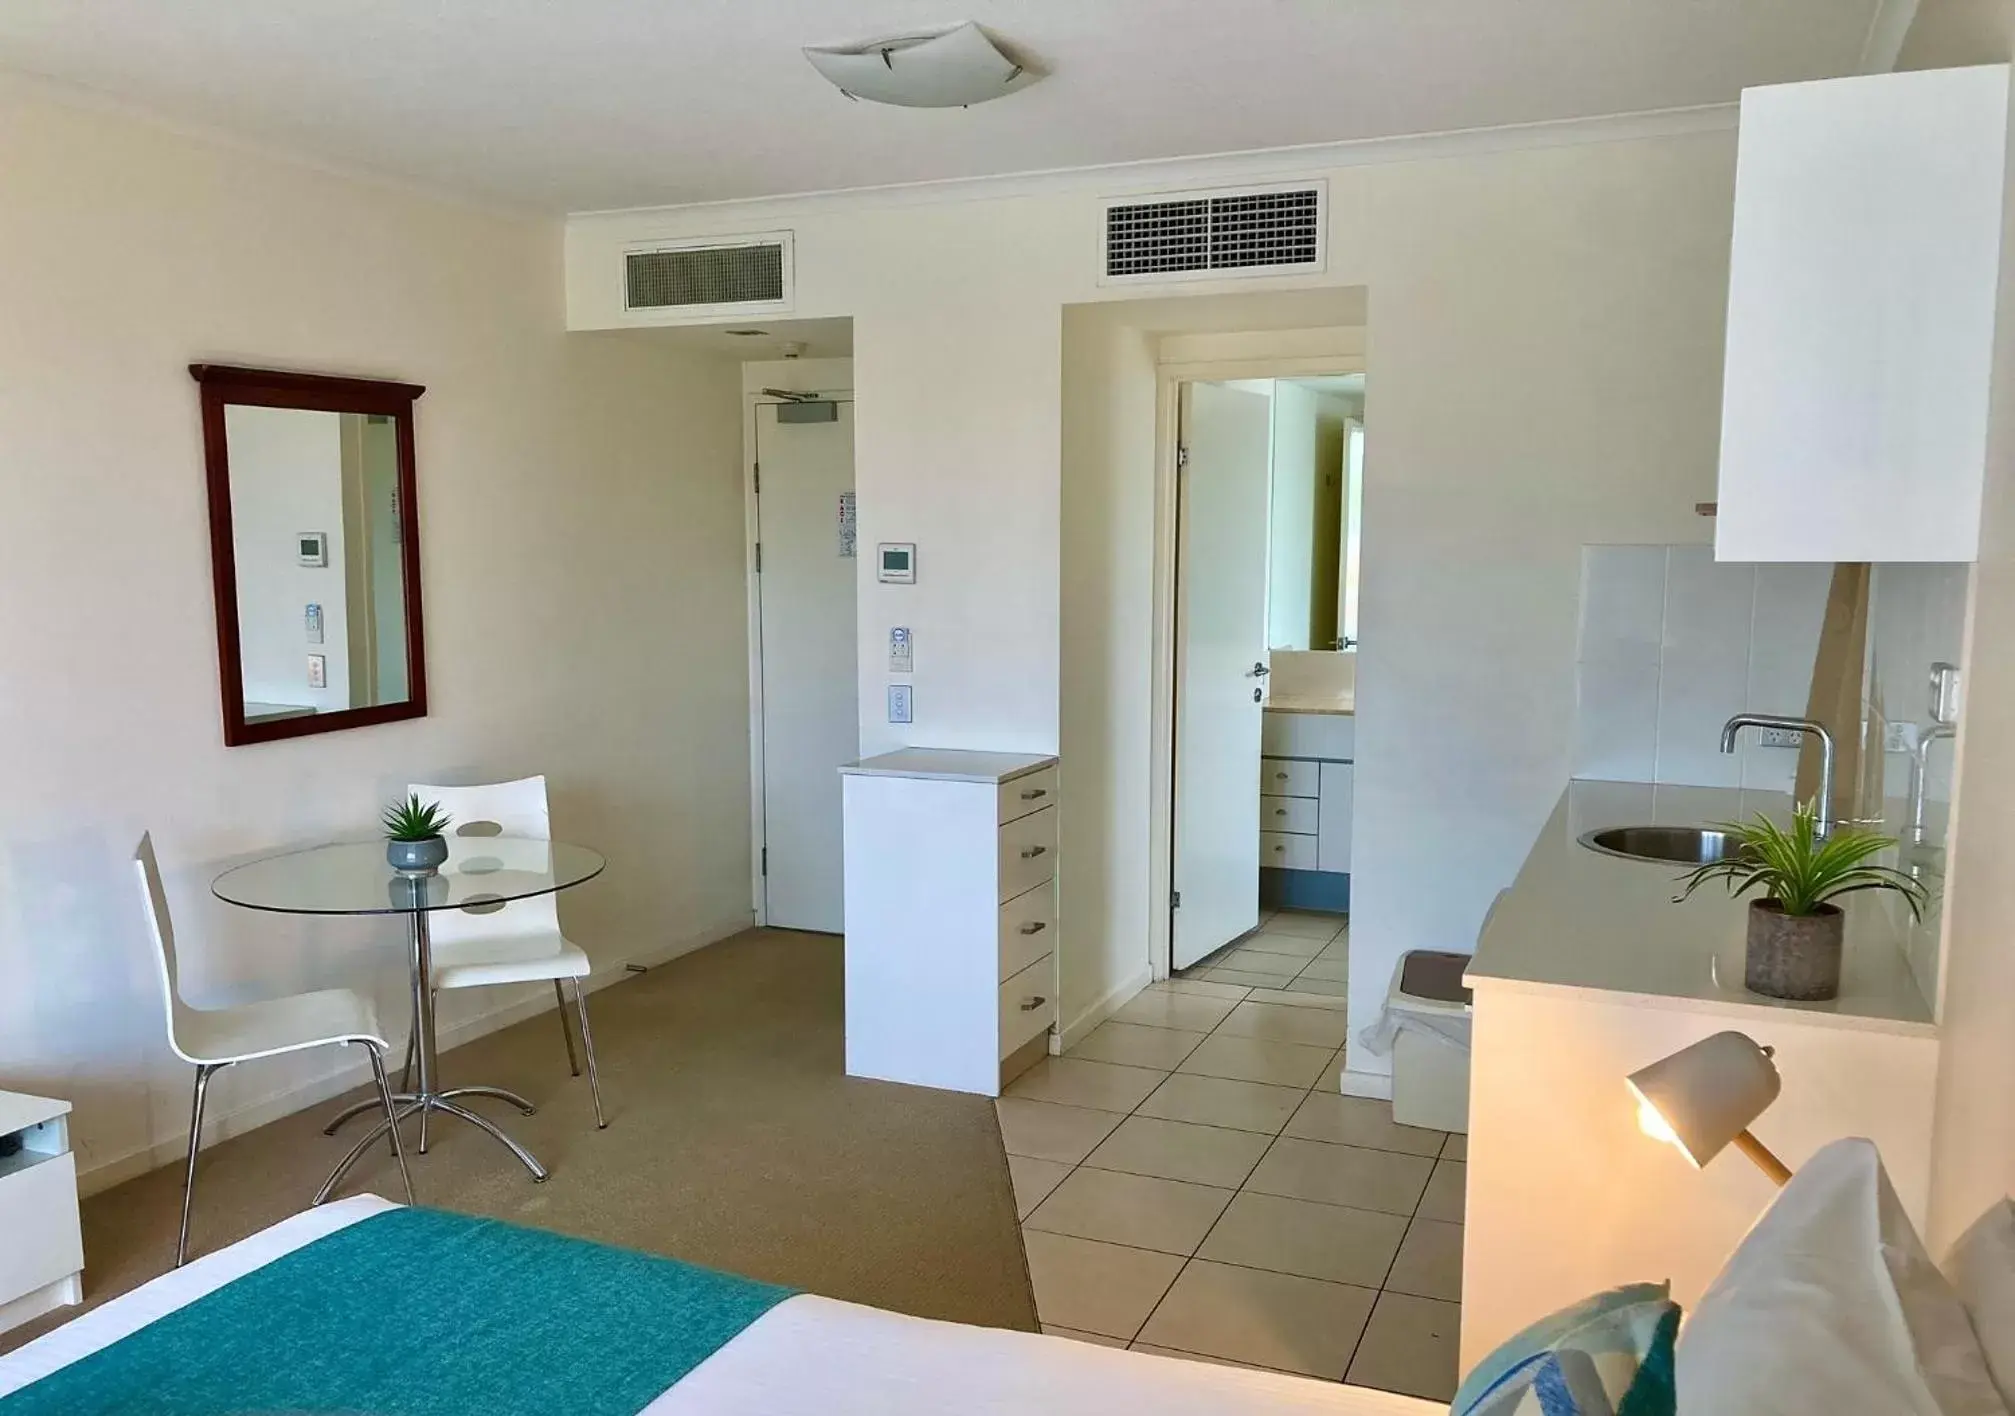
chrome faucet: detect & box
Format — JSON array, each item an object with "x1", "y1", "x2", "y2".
[
  {"x1": 1720, "y1": 713, "x2": 1835, "y2": 835},
  {"x1": 1908, "y1": 722, "x2": 1957, "y2": 847}
]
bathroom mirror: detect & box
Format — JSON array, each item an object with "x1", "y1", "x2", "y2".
[
  {"x1": 1266, "y1": 374, "x2": 1364, "y2": 652},
  {"x1": 193, "y1": 364, "x2": 427, "y2": 746}
]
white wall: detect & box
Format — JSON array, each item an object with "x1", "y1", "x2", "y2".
[
  {"x1": 1905, "y1": 0, "x2": 2015, "y2": 1252},
  {"x1": 0, "y1": 76, "x2": 754, "y2": 1189},
  {"x1": 1573, "y1": 546, "x2": 1830, "y2": 791},
  {"x1": 570, "y1": 119, "x2": 1741, "y2": 1074},
  {"x1": 1057, "y1": 313, "x2": 1161, "y2": 1040},
  {"x1": 224, "y1": 405, "x2": 350, "y2": 709}
]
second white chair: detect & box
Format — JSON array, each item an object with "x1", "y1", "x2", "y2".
[{"x1": 404, "y1": 775, "x2": 607, "y2": 1129}]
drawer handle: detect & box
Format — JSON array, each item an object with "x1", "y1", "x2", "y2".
[
  {"x1": 1020, "y1": 845, "x2": 1048, "y2": 860},
  {"x1": 1272, "y1": 844, "x2": 1286, "y2": 853},
  {"x1": 1273, "y1": 771, "x2": 1289, "y2": 780},
  {"x1": 1019, "y1": 996, "x2": 1048, "y2": 1012},
  {"x1": 1273, "y1": 807, "x2": 1288, "y2": 816},
  {"x1": 1019, "y1": 787, "x2": 1048, "y2": 801},
  {"x1": 1018, "y1": 921, "x2": 1048, "y2": 936}
]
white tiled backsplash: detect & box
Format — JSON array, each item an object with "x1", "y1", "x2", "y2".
[{"x1": 1574, "y1": 546, "x2": 1830, "y2": 791}]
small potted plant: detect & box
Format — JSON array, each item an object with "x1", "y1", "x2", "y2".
[
  {"x1": 382, "y1": 794, "x2": 452, "y2": 874},
  {"x1": 1674, "y1": 802, "x2": 1926, "y2": 1001}
]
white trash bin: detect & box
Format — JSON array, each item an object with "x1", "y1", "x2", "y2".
[{"x1": 1361, "y1": 949, "x2": 1473, "y2": 1133}]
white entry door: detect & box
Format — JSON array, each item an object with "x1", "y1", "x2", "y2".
[
  {"x1": 1172, "y1": 381, "x2": 1274, "y2": 969},
  {"x1": 755, "y1": 399, "x2": 856, "y2": 933}
]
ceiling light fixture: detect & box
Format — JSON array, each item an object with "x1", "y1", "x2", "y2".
[{"x1": 803, "y1": 22, "x2": 1037, "y2": 108}]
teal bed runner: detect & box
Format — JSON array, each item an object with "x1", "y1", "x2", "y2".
[{"x1": 2, "y1": 1207, "x2": 795, "y2": 1415}]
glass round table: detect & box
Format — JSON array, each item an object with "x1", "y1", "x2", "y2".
[{"x1": 213, "y1": 838, "x2": 606, "y2": 1196}]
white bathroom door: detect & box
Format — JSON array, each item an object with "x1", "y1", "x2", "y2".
[
  {"x1": 755, "y1": 399, "x2": 856, "y2": 934},
  {"x1": 1172, "y1": 381, "x2": 1274, "y2": 970}
]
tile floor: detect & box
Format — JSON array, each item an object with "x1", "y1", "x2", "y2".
[{"x1": 998, "y1": 910, "x2": 1466, "y2": 1401}]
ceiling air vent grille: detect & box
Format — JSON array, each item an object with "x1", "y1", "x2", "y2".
[
  {"x1": 623, "y1": 233, "x2": 793, "y2": 318},
  {"x1": 1101, "y1": 183, "x2": 1325, "y2": 283}
]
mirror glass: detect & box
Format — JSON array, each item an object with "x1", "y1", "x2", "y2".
[
  {"x1": 1267, "y1": 374, "x2": 1364, "y2": 652},
  {"x1": 196, "y1": 364, "x2": 427, "y2": 745},
  {"x1": 225, "y1": 405, "x2": 411, "y2": 724}
]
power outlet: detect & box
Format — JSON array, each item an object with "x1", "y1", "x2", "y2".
[{"x1": 1753, "y1": 726, "x2": 1804, "y2": 749}]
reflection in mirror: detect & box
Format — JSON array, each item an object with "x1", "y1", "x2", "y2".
[
  {"x1": 1267, "y1": 374, "x2": 1364, "y2": 652},
  {"x1": 194, "y1": 365, "x2": 427, "y2": 746},
  {"x1": 226, "y1": 406, "x2": 411, "y2": 724}
]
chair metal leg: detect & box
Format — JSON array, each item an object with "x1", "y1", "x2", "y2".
[
  {"x1": 177, "y1": 1063, "x2": 222, "y2": 1268},
  {"x1": 554, "y1": 979, "x2": 580, "y2": 1077},
  {"x1": 400, "y1": 1023, "x2": 415, "y2": 1094},
  {"x1": 570, "y1": 977, "x2": 607, "y2": 1130},
  {"x1": 366, "y1": 1043, "x2": 416, "y2": 1205}
]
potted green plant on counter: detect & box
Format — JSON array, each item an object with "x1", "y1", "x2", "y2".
[
  {"x1": 382, "y1": 794, "x2": 452, "y2": 874},
  {"x1": 1673, "y1": 802, "x2": 1926, "y2": 1001}
]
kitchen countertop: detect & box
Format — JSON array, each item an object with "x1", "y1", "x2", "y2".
[
  {"x1": 840, "y1": 748, "x2": 1055, "y2": 784},
  {"x1": 1468, "y1": 779, "x2": 1934, "y2": 1035}
]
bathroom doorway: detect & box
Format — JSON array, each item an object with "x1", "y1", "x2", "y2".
[{"x1": 1167, "y1": 369, "x2": 1363, "y2": 982}]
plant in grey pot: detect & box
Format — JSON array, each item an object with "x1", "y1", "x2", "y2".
[
  {"x1": 1673, "y1": 802, "x2": 1926, "y2": 1001},
  {"x1": 382, "y1": 794, "x2": 452, "y2": 874}
]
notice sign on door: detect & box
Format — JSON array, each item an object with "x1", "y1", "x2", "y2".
[{"x1": 838, "y1": 491, "x2": 857, "y2": 558}]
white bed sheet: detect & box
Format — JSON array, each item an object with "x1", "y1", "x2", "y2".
[{"x1": 0, "y1": 1200, "x2": 1440, "y2": 1416}]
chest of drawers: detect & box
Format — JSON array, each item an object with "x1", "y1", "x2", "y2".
[{"x1": 841, "y1": 749, "x2": 1060, "y2": 1096}]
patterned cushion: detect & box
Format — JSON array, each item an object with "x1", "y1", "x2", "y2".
[{"x1": 1453, "y1": 1282, "x2": 1680, "y2": 1416}]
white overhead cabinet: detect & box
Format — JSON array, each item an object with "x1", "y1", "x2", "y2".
[{"x1": 1716, "y1": 65, "x2": 2011, "y2": 564}]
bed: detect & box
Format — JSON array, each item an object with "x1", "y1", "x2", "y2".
[{"x1": 0, "y1": 1197, "x2": 1440, "y2": 1415}]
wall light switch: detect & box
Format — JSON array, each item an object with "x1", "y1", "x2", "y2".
[
  {"x1": 887, "y1": 684, "x2": 913, "y2": 725},
  {"x1": 889, "y1": 627, "x2": 913, "y2": 673},
  {"x1": 307, "y1": 654, "x2": 326, "y2": 690}
]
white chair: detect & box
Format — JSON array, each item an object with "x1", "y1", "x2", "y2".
[
  {"x1": 134, "y1": 834, "x2": 412, "y2": 1267},
  {"x1": 404, "y1": 776, "x2": 606, "y2": 1129}
]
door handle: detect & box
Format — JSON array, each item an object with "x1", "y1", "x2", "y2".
[{"x1": 1247, "y1": 662, "x2": 1271, "y2": 678}]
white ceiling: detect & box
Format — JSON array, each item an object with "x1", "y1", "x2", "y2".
[{"x1": 0, "y1": 1, "x2": 1885, "y2": 213}]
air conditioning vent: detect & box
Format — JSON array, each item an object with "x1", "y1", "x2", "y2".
[
  {"x1": 623, "y1": 233, "x2": 793, "y2": 317},
  {"x1": 1101, "y1": 183, "x2": 1325, "y2": 283}
]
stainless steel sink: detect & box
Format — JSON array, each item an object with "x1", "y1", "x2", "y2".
[{"x1": 1577, "y1": 825, "x2": 1741, "y2": 866}]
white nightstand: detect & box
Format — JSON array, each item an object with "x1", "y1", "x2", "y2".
[{"x1": 0, "y1": 1091, "x2": 83, "y2": 1334}]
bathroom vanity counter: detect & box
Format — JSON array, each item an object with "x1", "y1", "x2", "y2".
[
  {"x1": 1468, "y1": 779, "x2": 1932, "y2": 1034},
  {"x1": 1263, "y1": 693, "x2": 1354, "y2": 716}
]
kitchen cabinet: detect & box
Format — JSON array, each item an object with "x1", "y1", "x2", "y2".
[{"x1": 1716, "y1": 64, "x2": 2010, "y2": 564}]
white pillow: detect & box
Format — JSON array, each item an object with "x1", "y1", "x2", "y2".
[
  {"x1": 1676, "y1": 1137, "x2": 2006, "y2": 1416},
  {"x1": 1946, "y1": 1198, "x2": 2015, "y2": 1406}
]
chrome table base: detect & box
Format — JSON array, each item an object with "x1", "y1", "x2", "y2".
[
  {"x1": 316, "y1": 899, "x2": 549, "y2": 1203},
  {"x1": 317, "y1": 1090, "x2": 547, "y2": 1202}
]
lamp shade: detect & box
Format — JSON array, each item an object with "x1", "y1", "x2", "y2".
[
  {"x1": 1626, "y1": 1031, "x2": 1781, "y2": 1169},
  {"x1": 804, "y1": 23, "x2": 1035, "y2": 108}
]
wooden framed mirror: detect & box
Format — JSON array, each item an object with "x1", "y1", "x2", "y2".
[{"x1": 192, "y1": 365, "x2": 428, "y2": 746}]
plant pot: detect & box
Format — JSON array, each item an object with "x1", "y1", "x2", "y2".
[
  {"x1": 386, "y1": 836, "x2": 448, "y2": 874},
  {"x1": 1745, "y1": 899, "x2": 1844, "y2": 1001}
]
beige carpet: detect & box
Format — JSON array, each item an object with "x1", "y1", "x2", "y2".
[{"x1": 3, "y1": 929, "x2": 1035, "y2": 1354}]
